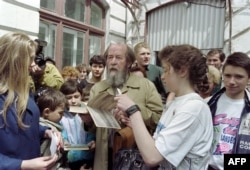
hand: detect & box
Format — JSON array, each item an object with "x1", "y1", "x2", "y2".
[
  {"x1": 113, "y1": 108, "x2": 130, "y2": 126},
  {"x1": 44, "y1": 129, "x2": 63, "y2": 150},
  {"x1": 114, "y1": 94, "x2": 135, "y2": 127},
  {"x1": 29, "y1": 64, "x2": 44, "y2": 76},
  {"x1": 114, "y1": 94, "x2": 135, "y2": 113},
  {"x1": 54, "y1": 131, "x2": 63, "y2": 150},
  {"x1": 113, "y1": 108, "x2": 123, "y2": 121},
  {"x1": 87, "y1": 140, "x2": 96, "y2": 151},
  {"x1": 21, "y1": 155, "x2": 58, "y2": 170}
]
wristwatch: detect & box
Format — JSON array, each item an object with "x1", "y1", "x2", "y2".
[{"x1": 125, "y1": 105, "x2": 141, "y2": 117}]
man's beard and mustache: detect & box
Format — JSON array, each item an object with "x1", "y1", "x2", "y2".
[{"x1": 106, "y1": 67, "x2": 129, "y2": 88}]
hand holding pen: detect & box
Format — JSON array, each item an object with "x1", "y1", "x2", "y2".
[{"x1": 114, "y1": 88, "x2": 132, "y2": 126}]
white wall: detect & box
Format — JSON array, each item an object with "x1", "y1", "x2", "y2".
[
  {"x1": 0, "y1": 0, "x2": 39, "y2": 38},
  {"x1": 107, "y1": 0, "x2": 126, "y2": 44},
  {"x1": 225, "y1": 0, "x2": 250, "y2": 55}
]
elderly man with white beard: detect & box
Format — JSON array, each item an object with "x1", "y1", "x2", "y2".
[{"x1": 86, "y1": 42, "x2": 163, "y2": 170}]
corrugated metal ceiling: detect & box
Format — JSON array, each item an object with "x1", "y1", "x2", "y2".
[{"x1": 146, "y1": 0, "x2": 226, "y2": 52}]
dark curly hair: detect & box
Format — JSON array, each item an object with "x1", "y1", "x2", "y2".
[{"x1": 159, "y1": 44, "x2": 208, "y2": 92}]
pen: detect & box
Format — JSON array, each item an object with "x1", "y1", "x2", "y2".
[{"x1": 116, "y1": 88, "x2": 122, "y2": 95}]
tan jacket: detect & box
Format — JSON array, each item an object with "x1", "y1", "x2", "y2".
[{"x1": 89, "y1": 74, "x2": 163, "y2": 170}]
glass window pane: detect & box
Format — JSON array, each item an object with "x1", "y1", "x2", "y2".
[
  {"x1": 91, "y1": 2, "x2": 102, "y2": 28},
  {"x1": 38, "y1": 21, "x2": 56, "y2": 60},
  {"x1": 63, "y1": 32, "x2": 74, "y2": 67},
  {"x1": 65, "y1": 0, "x2": 85, "y2": 22},
  {"x1": 89, "y1": 35, "x2": 101, "y2": 60},
  {"x1": 62, "y1": 28, "x2": 84, "y2": 67},
  {"x1": 76, "y1": 35, "x2": 84, "y2": 64},
  {"x1": 40, "y1": 0, "x2": 55, "y2": 11}
]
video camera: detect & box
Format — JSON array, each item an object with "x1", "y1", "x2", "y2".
[{"x1": 34, "y1": 39, "x2": 47, "y2": 68}]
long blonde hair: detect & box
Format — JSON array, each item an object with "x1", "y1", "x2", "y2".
[{"x1": 0, "y1": 32, "x2": 36, "y2": 128}]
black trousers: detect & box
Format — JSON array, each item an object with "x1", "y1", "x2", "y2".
[{"x1": 108, "y1": 147, "x2": 113, "y2": 170}]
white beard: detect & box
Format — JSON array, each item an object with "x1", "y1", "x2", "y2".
[{"x1": 106, "y1": 69, "x2": 128, "y2": 88}]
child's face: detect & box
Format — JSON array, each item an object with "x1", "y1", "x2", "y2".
[
  {"x1": 79, "y1": 69, "x2": 88, "y2": 80},
  {"x1": 223, "y1": 65, "x2": 250, "y2": 99},
  {"x1": 65, "y1": 91, "x2": 82, "y2": 106},
  {"x1": 46, "y1": 106, "x2": 64, "y2": 123},
  {"x1": 91, "y1": 64, "x2": 105, "y2": 78},
  {"x1": 161, "y1": 61, "x2": 179, "y2": 92}
]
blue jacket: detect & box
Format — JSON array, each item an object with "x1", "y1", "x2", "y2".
[
  {"x1": 208, "y1": 87, "x2": 250, "y2": 153},
  {"x1": 0, "y1": 93, "x2": 47, "y2": 170},
  {"x1": 61, "y1": 110, "x2": 96, "y2": 162}
]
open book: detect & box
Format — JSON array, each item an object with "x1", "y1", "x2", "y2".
[
  {"x1": 87, "y1": 92, "x2": 121, "y2": 129},
  {"x1": 69, "y1": 103, "x2": 88, "y2": 114}
]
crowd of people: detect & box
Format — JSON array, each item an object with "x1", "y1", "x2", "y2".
[{"x1": 0, "y1": 31, "x2": 250, "y2": 170}]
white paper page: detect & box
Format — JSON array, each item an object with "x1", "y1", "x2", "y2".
[{"x1": 50, "y1": 131, "x2": 59, "y2": 155}]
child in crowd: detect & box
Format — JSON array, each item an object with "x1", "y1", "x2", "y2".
[
  {"x1": 60, "y1": 80, "x2": 95, "y2": 170},
  {"x1": 79, "y1": 55, "x2": 106, "y2": 102},
  {"x1": 61, "y1": 66, "x2": 80, "y2": 82},
  {"x1": 75, "y1": 63, "x2": 90, "y2": 83},
  {"x1": 114, "y1": 44, "x2": 213, "y2": 169},
  {"x1": 37, "y1": 87, "x2": 68, "y2": 169},
  {"x1": 208, "y1": 52, "x2": 250, "y2": 170}
]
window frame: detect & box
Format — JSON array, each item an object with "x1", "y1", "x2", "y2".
[
  {"x1": 62, "y1": 27, "x2": 85, "y2": 67},
  {"x1": 39, "y1": 0, "x2": 106, "y2": 70}
]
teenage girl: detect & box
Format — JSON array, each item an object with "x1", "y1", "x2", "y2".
[{"x1": 114, "y1": 44, "x2": 213, "y2": 170}]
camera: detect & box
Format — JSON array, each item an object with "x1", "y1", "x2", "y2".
[{"x1": 34, "y1": 39, "x2": 47, "y2": 68}]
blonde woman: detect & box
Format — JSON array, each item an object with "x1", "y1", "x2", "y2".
[
  {"x1": 0, "y1": 32, "x2": 61, "y2": 169},
  {"x1": 198, "y1": 65, "x2": 221, "y2": 101}
]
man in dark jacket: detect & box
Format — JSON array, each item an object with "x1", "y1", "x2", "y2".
[{"x1": 208, "y1": 52, "x2": 250, "y2": 170}]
